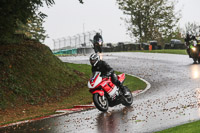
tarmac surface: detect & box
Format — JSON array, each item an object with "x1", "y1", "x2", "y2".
[{"x1": 1, "y1": 52, "x2": 200, "y2": 133}]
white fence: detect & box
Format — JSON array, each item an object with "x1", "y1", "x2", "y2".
[{"x1": 52, "y1": 30, "x2": 102, "y2": 51}]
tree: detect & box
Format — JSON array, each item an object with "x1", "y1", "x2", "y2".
[
  {"x1": 16, "y1": 13, "x2": 48, "y2": 43},
  {"x1": 185, "y1": 22, "x2": 200, "y2": 36},
  {"x1": 116, "y1": 0, "x2": 180, "y2": 45},
  {"x1": 0, "y1": 0, "x2": 85, "y2": 44},
  {"x1": 163, "y1": 26, "x2": 185, "y2": 43},
  {"x1": 0, "y1": 0, "x2": 54, "y2": 44},
  {"x1": 79, "y1": 0, "x2": 84, "y2": 4}
]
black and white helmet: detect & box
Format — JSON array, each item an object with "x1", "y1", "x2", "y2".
[{"x1": 90, "y1": 53, "x2": 100, "y2": 66}]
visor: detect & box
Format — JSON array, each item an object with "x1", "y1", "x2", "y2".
[{"x1": 90, "y1": 60, "x2": 96, "y2": 65}]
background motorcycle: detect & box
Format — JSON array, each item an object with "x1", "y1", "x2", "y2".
[
  {"x1": 88, "y1": 71, "x2": 133, "y2": 112},
  {"x1": 90, "y1": 39, "x2": 103, "y2": 47},
  {"x1": 189, "y1": 39, "x2": 200, "y2": 63},
  {"x1": 90, "y1": 39, "x2": 103, "y2": 53}
]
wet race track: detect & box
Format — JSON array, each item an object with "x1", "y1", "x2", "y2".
[{"x1": 1, "y1": 52, "x2": 200, "y2": 133}]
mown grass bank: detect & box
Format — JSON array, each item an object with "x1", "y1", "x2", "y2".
[
  {"x1": 0, "y1": 41, "x2": 86, "y2": 109},
  {"x1": 0, "y1": 41, "x2": 146, "y2": 125}
]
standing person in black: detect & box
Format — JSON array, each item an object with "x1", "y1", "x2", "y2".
[
  {"x1": 93, "y1": 33, "x2": 103, "y2": 59},
  {"x1": 89, "y1": 53, "x2": 129, "y2": 96}
]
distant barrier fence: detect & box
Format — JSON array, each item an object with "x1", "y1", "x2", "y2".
[
  {"x1": 53, "y1": 43, "x2": 143, "y2": 55},
  {"x1": 52, "y1": 31, "x2": 186, "y2": 55},
  {"x1": 53, "y1": 42, "x2": 186, "y2": 55},
  {"x1": 53, "y1": 48, "x2": 94, "y2": 55},
  {"x1": 52, "y1": 30, "x2": 102, "y2": 51}
]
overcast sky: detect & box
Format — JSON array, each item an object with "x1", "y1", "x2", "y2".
[{"x1": 41, "y1": 0, "x2": 200, "y2": 49}]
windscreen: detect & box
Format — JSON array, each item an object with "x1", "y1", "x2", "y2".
[{"x1": 90, "y1": 71, "x2": 101, "y2": 82}]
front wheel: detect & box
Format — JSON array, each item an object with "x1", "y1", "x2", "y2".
[
  {"x1": 198, "y1": 58, "x2": 200, "y2": 64},
  {"x1": 193, "y1": 58, "x2": 198, "y2": 64},
  {"x1": 122, "y1": 87, "x2": 133, "y2": 106},
  {"x1": 93, "y1": 93, "x2": 109, "y2": 112}
]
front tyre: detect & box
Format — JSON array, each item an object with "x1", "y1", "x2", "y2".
[
  {"x1": 193, "y1": 58, "x2": 198, "y2": 64},
  {"x1": 93, "y1": 93, "x2": 108, "y2": 112},
  {"x1": 198, "y1": 57, "x2": 200, "y2": 64},
  {"x1": 122, "y1": 87, "x2": 133, "y2": 106}
]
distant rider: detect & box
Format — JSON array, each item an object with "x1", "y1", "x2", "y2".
[
  {"x1": 93, "y1": 33, "x2": 103, "y2": 54},
  {"x1": 89, "y1": 53, "x2": 129, "y2": 96},
  {"x1": 184, "y1": 33, "x2": 192, "y2": 58}
]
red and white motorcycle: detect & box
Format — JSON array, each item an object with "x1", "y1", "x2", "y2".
[{"x1": 88, "y1": 72, "x2": 133, "y2": 112}]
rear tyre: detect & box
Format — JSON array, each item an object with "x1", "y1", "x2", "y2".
[
  {"x1": 122, "y1": 87, "x2": 133, "y2": 106},
  {"x1": 93, "y1": 93, "x2": 108, "y2": 112}
]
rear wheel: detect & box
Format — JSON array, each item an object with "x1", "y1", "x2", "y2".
[
  {"x1": 93, "y1": 93, "x2": 108, "y2": 112},
  {"x1": 122, "y1": 87, "x2": 133, "y2": 106}
]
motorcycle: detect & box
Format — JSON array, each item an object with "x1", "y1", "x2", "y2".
[
  {"x1": 88, "y1": 71, "x2": 133, "y2": 112},
  {"x1": 90, "y1": 39, "x2": 103, "y2": 52},
  {"x1": 189, "y1": 37, "x2": 200, "y2": 63},
  {"x1": 90, "y1": 39, "x2": 103, "y2": 46}
]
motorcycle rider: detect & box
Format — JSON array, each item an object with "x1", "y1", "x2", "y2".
[
  {"x1": 93, "y1": 32, "x2": 103, "y2": 53},
  {"x1": 89, "y1": 53, "x2": 129, "y2": 96},
  {"x1": 93, "y1": 33, "x2": 103, "y2": 59},
  {"x1": 184, "y1": 33, "x2": 192, "y2": 58}
]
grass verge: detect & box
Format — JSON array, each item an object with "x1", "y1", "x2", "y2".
[
  {"x1": 156, "y1": 120, "x2": 200, "y2": 133},
  {"x1": 130, "y1": 49, "x2": 187, "y2": 55}
]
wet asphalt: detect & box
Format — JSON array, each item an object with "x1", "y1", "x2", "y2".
[{"x1": 1, "y1": 52, "x2": 200, "y2": 133}]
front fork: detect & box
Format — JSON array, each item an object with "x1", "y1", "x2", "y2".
[{"x1": 101, "y1": 95, "x2": 105, "y2": 100}]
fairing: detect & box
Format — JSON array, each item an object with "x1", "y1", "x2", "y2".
[
  {"x1": 88, "y1": 72, "x2": 102, "y2": 89},
  {"x1": 88, "y1": 72, "x2": 125, "y2": 97}
]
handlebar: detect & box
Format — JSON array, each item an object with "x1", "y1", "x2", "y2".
[
  {"x1": 90, "y1": 39, "x2": 94, "y2": 44},
  {"x1": 101, "y1": 73, "x2": 111, "y2": 78},
  {"x1": 101, "y1": 75, "x2": 110, "y2": 79}
]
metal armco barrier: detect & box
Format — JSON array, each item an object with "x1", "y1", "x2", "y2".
[
  {"x1": 53, "y1": 48, "x2": 94, "y2": 55},
  {"x1": 53, "y1": 49, "x2": 77, "y2": 55},
  {"x1": 77, "y1": 47, "x2": 94, "y2": 55}
]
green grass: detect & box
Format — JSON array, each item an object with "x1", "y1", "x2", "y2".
[
  {"x1": 0, "y1": 41, "x2": 84, "y2": 109},
  {"x1": 156, "y1": 120, "x2": 200, "y2": 133},
  {"x1": 130, "y1": 49, "x2": 187, "y2": 55}
]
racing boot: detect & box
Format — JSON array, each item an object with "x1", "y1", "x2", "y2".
[
  {"x1": 111, "y1": 74, "x2": 130, "y2": 96},
  {"x1": 119, "y1": 84, "x2": 129, "y2": 97}
]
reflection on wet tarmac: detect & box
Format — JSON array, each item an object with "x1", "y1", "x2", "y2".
[
  {"x1": 97, "y1": 107, "x2": 133, "y2": 133},
  {"x1": 190, "y1": 65, "x2": 200, "y2": 79}
]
